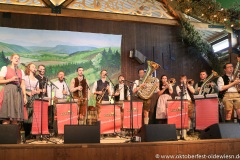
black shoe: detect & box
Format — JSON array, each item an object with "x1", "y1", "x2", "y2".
[{"x1": 187, "y1": 130, "x2": 194, "y2": 136}]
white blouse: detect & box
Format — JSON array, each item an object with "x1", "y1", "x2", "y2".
[{"x1": 0, "y1": 66, "x2": 25, "y2": 80}]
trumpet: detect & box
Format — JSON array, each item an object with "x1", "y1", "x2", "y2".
[
  {"x1": 96, "y1": 87, "x2": 108, "y2": 104},
  {"x1": 167, "y1": 78, "x2": 176, "y2": 86},
  {"x1": 187, "y1": 79, "x2": 194, "y2": 86}
]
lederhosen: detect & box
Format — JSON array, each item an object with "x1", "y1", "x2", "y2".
[{"x1": 137, "y1": 79, "x2": 151, "y2": 112}]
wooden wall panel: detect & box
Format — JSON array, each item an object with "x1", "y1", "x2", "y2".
[
  {"x1": 0, "y1": 12, "x2": 212, "y2": 122},
  {"x1": 0, "y1": 139, "x2": 240, "y2": 160}
]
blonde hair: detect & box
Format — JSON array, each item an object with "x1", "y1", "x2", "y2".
[{"x1": 10, "y1": 53, "x2": 20, "y2": 60}]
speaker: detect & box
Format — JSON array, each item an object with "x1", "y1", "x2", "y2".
[
  {"x1": 64, "y1": 124, "x2": 100, "y2": 144},
  {"x1": 201, "y1": 123, "x2": 240, "y2": 139},
  {"x1": 139, "y1": 124, "x2": 177, "y2": 142},
  {"x1": 0, "y1": 124, "x2": 19, "y2": 144},
  {"x1": 133, "y1": 50, "x2": 146, "y2": 64}
]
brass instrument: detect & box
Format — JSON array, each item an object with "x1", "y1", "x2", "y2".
[
  {"x1": 187, "y1": 79, "x2": 194, "y2": 86},
  {"x1": 233, "y1": 58, "x2": 240, "y2": 92},
  {"x1": 137, "y1": 61, "x2": 160, "y2": 99},
  {"x1": 96, "y1": 87, "x2": 107, "y2": 104},
  {"x1": 198, "y1": 70, "x2": 219, "y2": 95},
  {"x1": 167, "y1": 78, "x2": 176, "y2": 86}
]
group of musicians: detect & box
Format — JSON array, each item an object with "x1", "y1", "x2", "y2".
[{"x1": 0, "y1": 53, "x2": 240, "y2": 138}]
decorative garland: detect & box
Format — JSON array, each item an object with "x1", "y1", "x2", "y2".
[
  {"x1": 175, "y1": 0, "x2": 240, "y2": 29},
  {"x1": 180, "y1": 20, "x2": 222, "y2": 74}
]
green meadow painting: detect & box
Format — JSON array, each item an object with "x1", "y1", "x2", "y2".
[{"x1": 0, "y1": 27, "x2": 122, "y2": 106}]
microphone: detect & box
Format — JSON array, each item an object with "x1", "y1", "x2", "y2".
[{"x1": 21, "y1": 63, "x2": 26, "y2": 67}]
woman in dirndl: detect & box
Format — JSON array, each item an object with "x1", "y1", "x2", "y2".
[
  {"x1": 0, "y1": 53, "x2": 27, "y2": 125},
  {"x1": 24, "y1": 63, "x2": 40, "y2": 136},
  {"x1": 155, "y1": 75, "x2": 173, "y2": 124}
]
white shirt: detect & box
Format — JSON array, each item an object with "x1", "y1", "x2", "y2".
[
  {"x1": 49, "y1": 80, "x2": 69, "y2": 99},
  {"x1": 217, "y1": 76, "x2": 238, "y2": 92},
  {"x1": 176, "y1": 85, "x2": 194, "y2": 100},
  {"x1": 0, "y1": 66, "x2": 25, "y2": 79},
  {"x1": 118, "y1": 84, "x2": 130, "y2": 100},
  {"x1": 24, "y1": 75, "x2": 39, "y2": 90}
]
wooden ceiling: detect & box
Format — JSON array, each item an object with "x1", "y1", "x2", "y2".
[{"x1": 0, "y1": 0, "x2": 228, "y2": 43}]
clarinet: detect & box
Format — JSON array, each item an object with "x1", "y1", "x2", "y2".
[
  {"x1": 14, "y1": 66, "x2": 21, "y2": 92},
  {"x1": 26, "y1": 81, "x2": 39, "y2": 106}
]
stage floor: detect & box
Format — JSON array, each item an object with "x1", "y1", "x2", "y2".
[{"x1": 25, "y1": 131, "x2": 200, "y2": 144}]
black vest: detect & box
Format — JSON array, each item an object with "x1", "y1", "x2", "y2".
[
  {"x1": 218, "y1": 75, "x2": 230, "y2": 99},
  {"x1": 114, "y1": 84, "x2": 128, "y2": 101},
  {"x1": 197, "y1": 81, "x2": 204, "y2": 88},
  {"x1": 96, "y1": 80, "x2": 109, "y2": 101},
  {"x1": 35, "y1": 74, "x2": 48, "y2": 97}
]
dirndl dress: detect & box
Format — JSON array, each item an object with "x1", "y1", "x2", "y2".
[{"x1": 0, "y1": 66, "x2": 24, "y2": 121}]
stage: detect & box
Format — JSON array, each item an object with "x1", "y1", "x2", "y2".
[{"x1": 0, "y1": 135, "x2": 240, "y2": 160}]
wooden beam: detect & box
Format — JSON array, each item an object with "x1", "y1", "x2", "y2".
[
  {"x1": 41, "y1": 0, "x2": 53, "y2": 7},
  {"x1": 162, "y1": 0, "x2": 186, "y2": 20},
  {"x1": 0, "y1": 3, "x2": 179, "y2": 26},
  {"x1": 190, "y1": 22, "x2": 224, "y2": 32},
  {"x1": 61, "y1": 0, "x2": 74, "y2": 8}
]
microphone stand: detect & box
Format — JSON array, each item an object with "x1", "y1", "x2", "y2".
[
  {"x1": 40, "y1": 78, "x2": 58, "y2": 143},
  {"x1": 85, "y1": 81, "x2": 90, "y2": 125},
  {"x1": 63, "y1": 78, "x2": 74, "y2": 125},
  {"x1": 47, "y1": 77, "x2": 56, "y2": 133},
  {"x1": 105, "y1": 74, "x2": 119, "y2": 136},
  {"x1": 123, "y1": 79, "x2": 136, "y2": 143},
  {"x1": 179, "y1": 82, "x2": 185, "y2": 140}
]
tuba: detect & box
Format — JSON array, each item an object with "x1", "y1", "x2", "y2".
[
  {"x1": 198, "y1": 70, "x2": 219, "y2": 95},
  {"x1": 137, "y1": 61, "x2": 160, "y2": 99}
]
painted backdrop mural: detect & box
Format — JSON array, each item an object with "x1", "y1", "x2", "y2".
[{"x1": 0, "y1": 27, "x2": 122, "y2": 106}]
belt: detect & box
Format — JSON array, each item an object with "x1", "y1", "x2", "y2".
[{"x1": 6, "y1": 82, "x2": 19, "y2": 85}]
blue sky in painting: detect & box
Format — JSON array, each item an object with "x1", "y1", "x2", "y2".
[{"x1": 0, "y1": 27, "x2": 122, "y2": 48}]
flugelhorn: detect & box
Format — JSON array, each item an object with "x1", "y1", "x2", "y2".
[
  {"x1": 187, "y1": 79, "x2": 194, "y2": 86},
  {"x1": 167, "y1": 78, "x2": 176, "y2": 86}
]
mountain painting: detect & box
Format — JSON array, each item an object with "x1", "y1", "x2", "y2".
[{"x1": 0, "y1": 27, "x2": 122, "y2": 106}]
